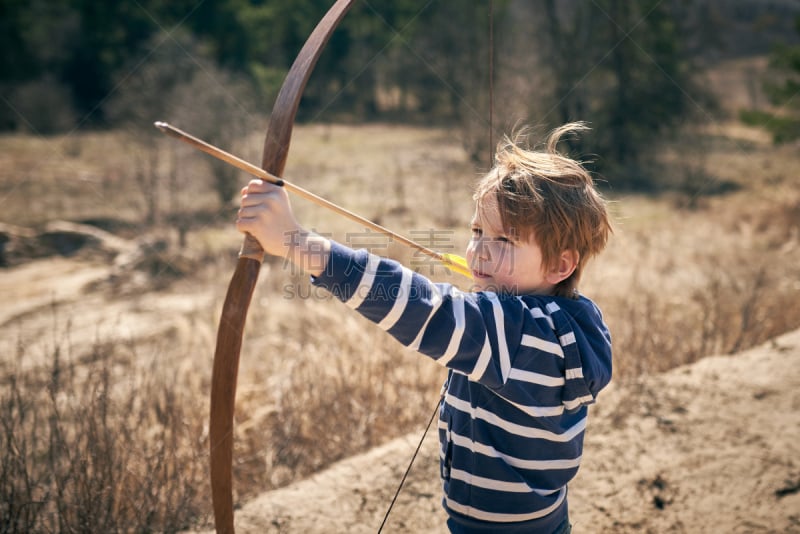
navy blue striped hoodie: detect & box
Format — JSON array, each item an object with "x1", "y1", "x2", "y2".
[{"x1": 311, "y1": 241, "x2": 612, "y2": 530}]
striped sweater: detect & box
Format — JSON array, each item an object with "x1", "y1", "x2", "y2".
[{"x1": 311, "y1": 241, "x2": 612, "y2": 529}]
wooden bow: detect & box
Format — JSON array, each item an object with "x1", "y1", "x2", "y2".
[{"x1": 209, "y1": 1, "x2": 355, "y2": 532}]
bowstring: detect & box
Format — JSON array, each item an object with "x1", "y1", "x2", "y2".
[
  {"x1": 489, "y1": 0, "x2": 495, "y2": 167},
  {"x1": 377, "y1": 391, "x2": 445, "y2": 533}
]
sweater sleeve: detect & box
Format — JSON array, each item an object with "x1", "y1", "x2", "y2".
[{"x1": 310, "y1": 241, "x2": 493, "y2": 378}]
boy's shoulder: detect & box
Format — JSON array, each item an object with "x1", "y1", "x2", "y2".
[
  {"x1": 512, "y1": 292, "x2": 609, "y2": 339},
  {"x1": 495, "y1": 292, "x2": 604, "y2": 321},
  {"x1": 470, "y1": 290, "x2": 608, "y2": 337},
  {"x1": 488, "y1": 291, "x2": 612, "y2": 398}
]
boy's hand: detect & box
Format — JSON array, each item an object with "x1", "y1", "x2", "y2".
[
  {"x1": 236, "y1": 179, "x2": 300, "y2": 257},
  {"x1": 236, "y1": 179, "x2": 330, "y2": 276}
]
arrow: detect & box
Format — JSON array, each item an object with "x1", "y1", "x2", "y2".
[{"x1": 155, "y1": 121, "x2": 472, "y2": 279}]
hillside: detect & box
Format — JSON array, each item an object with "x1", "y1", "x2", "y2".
[{"x1": 202, "y1": 329, "x2": 800, "y2": 533}]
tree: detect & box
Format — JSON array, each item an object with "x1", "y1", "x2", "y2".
[
  {"x1": 531, "y1": 0, "x2": 712, "y2": 188},
  {"x1": 740, "y1": 16, "x2": 800, "y2": 144},
  {"x1": 105, "y1": 30, "x2": 259, "y2": 226},
  {"x1": 0, "y1": 0, "x2": 80, "y2": 131}
]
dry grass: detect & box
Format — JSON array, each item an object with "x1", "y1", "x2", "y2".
[
  {"x1": 589, "y1": 130, "x2": 800, "y2": 377},
  {"x1": 1, "y1": 312, "x2": 209, "y2": 532},
  {"x1": 1, "y1": 112, "x2": 799, "y2": 531}
]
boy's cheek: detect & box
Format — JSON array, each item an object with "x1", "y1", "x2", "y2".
[{"x1": 464, "y1": 245, "x2": 475, "y2": 266}]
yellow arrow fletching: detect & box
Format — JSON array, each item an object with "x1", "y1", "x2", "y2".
[{"x1": 441, "y1": 253, "x2": 472, "y2": 279}]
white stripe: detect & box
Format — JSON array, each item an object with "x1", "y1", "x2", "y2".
[
  {"x1": 445, "y1": 487, "x2": 566, "y2": 523},
  {"x1": 520, "y1": 334, "x2": 564, "y2": 358},
  {"x1": 344, "y1": 254, "x2": 380, "y2": 310},
  {"x1": 445, "y1": 394, "x2": 586, "y2": 441},
  {"x1": 546, "y1": 302, "x2": 561, "y2": 314},
  {"x1": 438, "y1": 418, "x2": 448, "y2": 434},
  {"x1": 499, "y1": 395, "x2": 564, "y2": 417},
  {"x1": 560, "y1": 331, "x2": 576, "y2": 346},
  {"x1": 565, "y1": 367, "x2": 583, "y2": 380},
  {"x1": 527, "y1": 306, "x2": 555, "y2": 330},
  {"x1": 468, "y1": 336, "x2": 493, "y2": 381},
  {"x1": 377, "y1": 267, "x2": 412, "y2": 330},
  {"x1": 407, "y1": 286, "x2": 444, "y2": 351},
  {"x1": 563, "y1": 394, "x2": 594, "y2": 410},
  {"x1": 437, "y1": 292, "x2": 466, "y2": 366},
  {"x1": 508, "y1": 368, "x2": 565, "y2": 387},
  {"x1": 486, "y1": 293, "x2": 511, "y2": 382},
  {"x1": 449, "y1": 468, "x2": 533, "y2": 493},
  {"x1": 450, "y1": 431, "x2": 582, "y2": 471}
]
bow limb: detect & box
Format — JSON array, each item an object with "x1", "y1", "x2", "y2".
[{"x1": 209, "y1": 2, "x2": 356, "y2": 532}]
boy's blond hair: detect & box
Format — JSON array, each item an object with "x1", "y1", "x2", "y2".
[{"x1": 474, "y1": 122, "x2": 611, "y2": 298}]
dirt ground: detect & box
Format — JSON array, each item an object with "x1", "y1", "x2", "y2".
[
  {"x1": 197, "y1": 329, "x2": 800, "y2": 534},
  {"x1": 4, "y1": 244, "x2": 799, "y2": 533}
]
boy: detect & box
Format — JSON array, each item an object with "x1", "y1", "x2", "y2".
[{"x1": 236, "y1": 122, "x2": 612, "y2": 533}]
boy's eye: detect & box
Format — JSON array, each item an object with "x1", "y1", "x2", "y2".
[{"x1": 471, "y1": 227, "x2": 482, "y2": 237}]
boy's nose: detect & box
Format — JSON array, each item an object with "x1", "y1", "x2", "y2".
[{"x1": 475, "y1": 239, "x2": 491, "y2": 261}]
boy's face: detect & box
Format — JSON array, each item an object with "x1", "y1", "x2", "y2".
[{"x1": 466, "y1": 202, "x2": 555, "y2": 295}]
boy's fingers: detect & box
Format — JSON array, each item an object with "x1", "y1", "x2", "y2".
[
  {"x1": 234, "y1": 216, "x2": 254, "y2": 233},
  {"x1": 240, "y1": 188, "x2": 283, "y2": 208},
  {"x1": 240, "y1": 179, "x2": 261, "y2": 194},
  {"x1": 236, "y1": 207, "x2": 266, "y2": 229},
  {"x1": 246, "y1": 178, "x2": 282, "y2": 191},
  {"x1": 242, "y1": 179, "x2": 284, "y2": 197},
  {"x1": 239, "y1": 194, "x2": 262, "y2": 208}
]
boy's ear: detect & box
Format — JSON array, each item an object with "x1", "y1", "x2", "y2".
[{"x1": 545, "y1": 250, "x2": 579, "y2": 284}]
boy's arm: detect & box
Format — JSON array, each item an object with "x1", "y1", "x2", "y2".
[
  {"x1": 236, "y1": 179, "x2": 331, "y2": 276},
  {"x1": 234, "y1": 179, "x2": 495, "y2": 380},
  {"x1": 310, "y1": 240, "x2": 515, "y2": 383}
]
